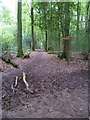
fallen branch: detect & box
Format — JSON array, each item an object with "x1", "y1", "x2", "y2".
[{"x1": 1, "y1": 52, "x2": 19, "y2": 68}]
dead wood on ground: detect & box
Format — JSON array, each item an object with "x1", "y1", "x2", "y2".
[{"x1": 1, "y1": 52, "x2": 19, "y2": 68}]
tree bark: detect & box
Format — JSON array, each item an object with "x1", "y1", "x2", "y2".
[
  {"x1": 45, "y1": 29, "x2": 48, "y2": 52},
  {"x1": 85, "y1": 2, "x2": 90, "y2": 52},
  {"x1": 87, "y1": 2, "x2": 90, "y2": 49},
  {"x1": 76, "y1": 2, "x2": 80, "y2": 50},
  {"x1": 57, "y1": 3, "x2": 61, "y2": 51},
  {"x1": 43, "y1": 4, "x2": 48, "y2": 52},
  {"x1": 31, "y1": 2, "x2": 35, "y2": 51},
  {"x1": 62, "y1": 2, "x2": 71, "y2": 62},
  {"x1": 17, "y1": 0, "x2": 23, "y2": 57}
]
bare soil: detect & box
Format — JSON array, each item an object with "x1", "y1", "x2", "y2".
[{"x1": 1, "y1": 50, "x2": 88, "y2": 118}]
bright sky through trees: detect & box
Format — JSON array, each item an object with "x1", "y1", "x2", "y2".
[{"x1": 1, "y1": 0, "x2": 17, "y2": 17}]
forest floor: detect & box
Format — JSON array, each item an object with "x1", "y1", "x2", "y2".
[{"x1": 1, "y1": 50, "x2": 88, "y2": 118}]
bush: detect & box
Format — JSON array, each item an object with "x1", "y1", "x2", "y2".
[{"x1": 2, "y1": 42, "x2": 10, "y2": 52}]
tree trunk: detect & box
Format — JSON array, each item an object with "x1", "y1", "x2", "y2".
[
  {"x1": 87, "y1": 2, "x2": 90, "y2": 50},
  {"x1": 48, "y1": 3, "x2": 53, "y2": 52},
  {"x1": 62, "y1": 2, "x2": 71, "y2": 62},
  {"x1": 85, "y1": 2, "x2": 90, "y2": 52},
  {"x1": 45, "y1": 26, "x2": 48, "y2": 52},
  {"x1": 45, "y1": 29, "x2": 48, "y2": 52},
  {"x1": 17, "y1": 0, "x2": 23, "y2": 57},
  {"x1": 57, "y1": 3, "x2": 61, "y2": 51},
  {"x1": 59, "y1": 3, "x2": 65, "y2": 38},
  {"x1": 87, "y1": 2, "x2": 90, "y2": 79},
  {"x1": 31, "y1": 2, "x2": 35, "y2": 51},
  {"x1": 43, "y1": 5, "x2": 48, "y2": 52},
  {"x1": 76, "y1": 2, "x2": 80, "y2": 51}
]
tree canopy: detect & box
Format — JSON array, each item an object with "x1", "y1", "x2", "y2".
[{"x1": 0, "y1": 1, "x2": 89, "y2": 56}]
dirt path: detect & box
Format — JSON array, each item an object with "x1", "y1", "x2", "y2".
[{"x1": 2, "y1": 50, "x2": 88, "y2": 118}]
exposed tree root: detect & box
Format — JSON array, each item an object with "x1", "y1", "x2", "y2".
[
  {"x1": 22, "y1": 72, "x2": 34, "y2": 93},
  {"x1": 11, "y1": 72, "x2": 34, "y2": 94},
  {"x1": 11, "y1": 83, "x2": 15, "y2": 92}
]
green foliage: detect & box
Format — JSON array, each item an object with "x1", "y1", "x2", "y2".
[
  {"x1": 2, "y1": 42, "x2": 9, "y2": 52},
  {"x1": 1, "y1": 25, "x2": 17, "y2": 52},
  {"x1": 0, "y1": 6, "x2": 13, "y2": 24},
  {"x1": 0, "y1": 1, "x2": 89, "y2": 55}
]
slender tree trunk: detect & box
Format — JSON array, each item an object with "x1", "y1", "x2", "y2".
[
  {"x1": 17, "y1": 0, "x2": 23, "y2": 57},
  {"x1": 59, "y1": 3, "x2": 65, "y2": 38},
  {"x1": 63, "y1": 2, "x2": 71, "y2": 62},
  {"x1": 31, "y1": 2, "x2": 35, "y2": 51},
  {"x1": 43, "y1": 5, "x2": 48, "y2": 52},
  {"x1": 57, "y1": 3, "x2": 61, "y2": 51},
  {"x1": 87, "y1": 2, "x2": 90, "y2": 80},
  {"x1": 45, "y1": 29, "x2": 48, "y2": 52},
  {"x1": 85, "y1": 2, "x2": 89, "y2": 53},
  {"x1": 49, "y1": 3, "x2": 53, "y2": 51},
  {"x1": 58, "y1": 23, "x2": 61, "y2": 51},
  {"x1": 87, "y1": 2, "x2": 90, "y2": 50},
  {"x1": 76, "y1": 2, "x2": 80, "y2": 51}
]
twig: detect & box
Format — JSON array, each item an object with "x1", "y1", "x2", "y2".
[
  {"x1": 2, "y1": 93, "x2": 6, "y2": 98},
  {"x1": 14, "y1": 76, "x2": 18, "y2": 87}
]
